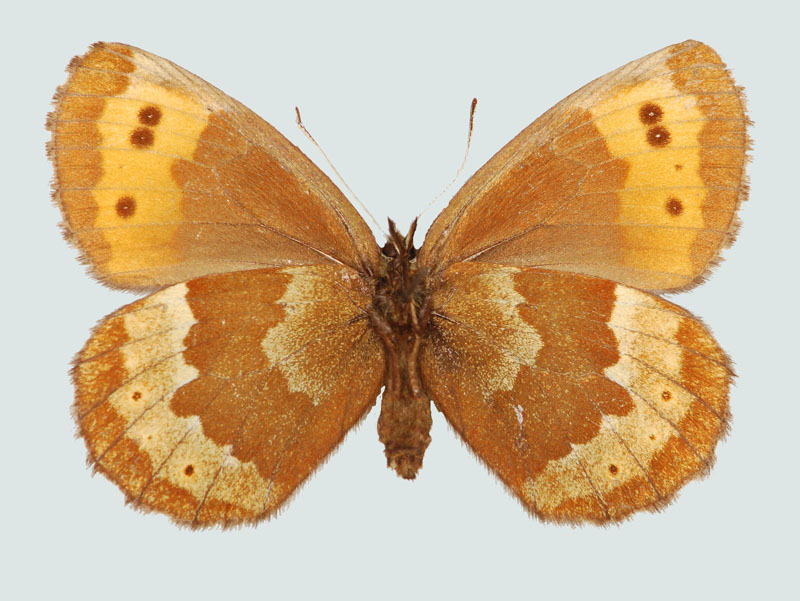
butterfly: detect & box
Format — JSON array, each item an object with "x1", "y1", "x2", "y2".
[{"x1": 48, "y1": 40, "x2": 748, "y2": 527}]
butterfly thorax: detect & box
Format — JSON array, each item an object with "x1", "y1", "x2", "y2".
[{"x1": 369, "y1": 220, "x2": 433, "y2": 479}]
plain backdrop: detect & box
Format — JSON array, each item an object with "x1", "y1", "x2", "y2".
[{"x1": 3, "y1": 1, "x2": 797, "y2": 599}]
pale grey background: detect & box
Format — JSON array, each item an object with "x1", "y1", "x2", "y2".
[{"x1": 3, "y1": 1, "x2": 797, "y2": 599}]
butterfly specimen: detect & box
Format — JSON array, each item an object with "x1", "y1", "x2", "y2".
[{"x1": 48, "y1": 40, "x2": 748, "y2": 527}]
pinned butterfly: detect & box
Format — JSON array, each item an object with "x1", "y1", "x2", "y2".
[{"x1": 48, "y1": 40, "x2": 748, "y2": 526}]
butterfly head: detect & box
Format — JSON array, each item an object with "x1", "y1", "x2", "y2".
[{"x1": 380, "y1": 218, "x2": 417, "y2": 262}]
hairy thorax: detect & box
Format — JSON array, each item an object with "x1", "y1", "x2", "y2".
[{"x1": 369, "y1": 220, "x2": 433, "y2": 479}]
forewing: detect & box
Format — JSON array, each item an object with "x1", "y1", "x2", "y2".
[
  {"x1": 48, "y1": 42, "x2": 380, "y2": 290},
  {"x1": 420, "y1": 262, "x2": 731, "y2": 523},
  {"x1": 73, "y1": 265, "x2": 384, "y2": 527},
  {"x1": 420, "y1": 40, "x2": 748, "y2": 292}
]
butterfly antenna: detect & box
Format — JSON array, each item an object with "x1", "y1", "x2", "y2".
[
  {"x1": 295, "y1": 107, "x2": 386, "y2": 237},
  {"x1": 418, "y1": 98, "x2": 478, "y2": 219}
]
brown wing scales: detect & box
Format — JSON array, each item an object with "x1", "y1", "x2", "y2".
[
  {"x1": 73, "y1": 265, "x2": 384, "y2": 527},
  {"x1": 421, "y1": 262, "x2": 731, "y2": 523}
]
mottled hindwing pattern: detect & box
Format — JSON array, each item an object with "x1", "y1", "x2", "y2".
[
  {"x1": 73, "y1": 265, "x2": 384, "y2": 527},
  {"x1": 47, "y1": 42, "x2": 379, "y2": 291},
  {"x1": 420, "y1": 40, "x2": 749, "y2": 293},
  {"x1": 421, "y1": 262, "x2": 731, "y2": 523}
]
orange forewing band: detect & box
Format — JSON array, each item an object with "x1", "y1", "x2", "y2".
[
  {"x1": 420, "y1": 41, "x2": 748, "y2": 293},
  {"x1": 49, "y1": 43, "x2": 379, "y2": 291}
]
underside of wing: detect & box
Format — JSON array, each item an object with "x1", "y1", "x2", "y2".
[
  {"x1": 420, "y1": 262, "x2": 731, "y2": 523},
  {"x1": 48, "y1": 42, "x2": 380, "y2": 291},
  {"x1": 420, "y1": 40, "x2": 749, "y2": 292},
  {"x1": 73, "y1": 265, "x2": 384, "y2": 527}
]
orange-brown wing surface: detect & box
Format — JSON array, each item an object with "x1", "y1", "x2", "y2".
[
  {"x1": 420, "y1": 40, "x2": 748, "y2": 292},
  {"x1": 48, "y1": 42, "x2": 379, "y2": 291},
  {"x1": 420, "y1": 262, "x2": 731, "y2": 523},
  {"x1": 73, "y1": 265, "x2": 384, "y2": 527}
]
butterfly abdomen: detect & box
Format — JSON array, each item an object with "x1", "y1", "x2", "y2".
[{"x1": 375, "y1": 331, "x2": 432, "y2": 480}]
